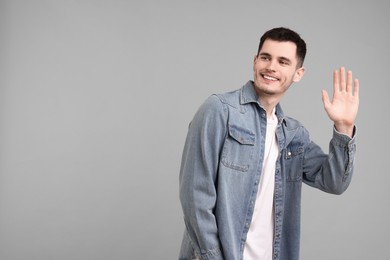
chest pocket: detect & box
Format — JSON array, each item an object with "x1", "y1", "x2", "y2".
[
  {"x1": 284, "y1": 144, "x2": 304, "y2": 181},
  {"x1": 221, "y1": 124, "x2": 255, "y2": 172}
]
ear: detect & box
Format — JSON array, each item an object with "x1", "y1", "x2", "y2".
[
  {"x1": 253, "y1": 55, "x2": 258, "y2": 70},
  {"x1": 293, "y1": 67, "x2": 305, "y2": 82}
]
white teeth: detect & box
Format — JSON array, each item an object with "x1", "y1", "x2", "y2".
[{"x1": 263, "y1": 75, "x2": 278, "y2": 81}]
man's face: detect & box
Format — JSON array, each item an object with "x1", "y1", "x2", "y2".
[{"x1": 253, "y1": 39, "x2": 304, "y2": 99}]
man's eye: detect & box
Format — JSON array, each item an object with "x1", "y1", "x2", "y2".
[
  {"x1": 280, "y1": 60, "x2": 289, "y2": 65},
  {"x1": 260, "y1": 56, "x2": 270, "y2": 61}
]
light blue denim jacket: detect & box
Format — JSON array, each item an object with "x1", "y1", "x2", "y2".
[{"x1": 179, "y1": 81, "x2": 356, "y2": 260}]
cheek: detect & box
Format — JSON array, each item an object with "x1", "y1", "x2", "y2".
[
  {"x1": 253, "y1": 60, "x2": 265, "y2": 70},
  {"x1": 284, "y1": 70, "x2": 297, "y2": 82}
]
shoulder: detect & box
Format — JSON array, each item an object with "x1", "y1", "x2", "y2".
[
  {"x1": 214, "y1": 88, "x2": 242, "y2": 109},
  {"x1": 196, "y1": 94, "x2": 227, "y2": 117},
  {"x1": 196, "y1": 87, "x2": 242, "y2": 115},
  {"x1": 190, "y1": 94, "x2": 229, "y2": 129}
]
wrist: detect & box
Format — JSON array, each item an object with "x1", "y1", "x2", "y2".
[{"x1": 334, "y1": 123, "x2": 355, "y2": 138}]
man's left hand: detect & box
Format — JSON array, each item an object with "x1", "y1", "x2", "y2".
[{"x1": 322, "y1": 67, "x2": 360, "y2": 137}]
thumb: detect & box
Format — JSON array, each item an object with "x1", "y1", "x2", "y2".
[{"x1": 321, "y1": 89, "x2": 331, "y2": 109}]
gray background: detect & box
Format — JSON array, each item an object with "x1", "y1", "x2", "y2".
[{"x1": 0, "y1": 0, "x2": 388, "y2": 259}]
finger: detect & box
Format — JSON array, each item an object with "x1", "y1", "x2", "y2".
[
  {"x1": 340, "y1": 67, "x2": 346, "y2": 91},
  {"x1": 346, "y1": 70, "x2": 353, "y2": 93},
  {"x1": 322, "y1": 89, "x2": 331, "y2": 108},
  {"x1": 333, "y1": 69, "x2": 340, "y2": 92},
  {"x1": 354, "y1": 78, "x2": 359, "y2": 98}
]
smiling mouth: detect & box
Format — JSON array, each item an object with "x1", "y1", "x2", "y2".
[{"x1": 261, "y1": 74, "x2": 279, "y2": 81}]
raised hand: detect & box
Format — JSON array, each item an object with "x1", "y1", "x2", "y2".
[{"x1": 322, "y1": 67, "x2": 359, "y2": 137}]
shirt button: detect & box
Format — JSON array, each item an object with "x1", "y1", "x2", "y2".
[{"x1": 288, "y1": 151, "x2": 292, "y2": 156}]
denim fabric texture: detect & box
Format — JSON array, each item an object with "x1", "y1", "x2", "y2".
[{"x1": 179, "y1": 81, "x2": 356, "y2": 260}]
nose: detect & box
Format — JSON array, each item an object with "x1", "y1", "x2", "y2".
[{"x1": 265, "y1": 59, "x2": 277, "y2": 72}]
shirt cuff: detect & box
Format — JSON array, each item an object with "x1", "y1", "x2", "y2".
[{"x1": 333, "y1": 125, "x2": 356, "y2": 145}]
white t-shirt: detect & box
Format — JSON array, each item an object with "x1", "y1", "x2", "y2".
[{"x1": 243, "y1": 110, "x2": 279, "y2": 260}]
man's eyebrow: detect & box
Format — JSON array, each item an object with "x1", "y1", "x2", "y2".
[
  {"x1": 259, "y1": 52, "x2": 292, "y2": 62},
  {"x1": 279, "y1": 56, "x2": 292, "y2": 63},
  {"x1": 259, "y1": 52, "x2": 271, "y2": 57},
  {"x1": 258, "y1": 52, "x2": 294, "y2": 65}
]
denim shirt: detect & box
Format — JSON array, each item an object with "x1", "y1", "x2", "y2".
[{"x1": 179, "y1": 81, "x2": 356, "y2": 260}]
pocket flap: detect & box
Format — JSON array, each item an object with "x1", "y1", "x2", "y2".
[{"x1": 228, "y1": 124, "x2": 255, "y2": 145}]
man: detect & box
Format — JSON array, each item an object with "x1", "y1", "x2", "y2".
[{"x1": 179, "y1": 27, "x2": 359, "y2": 260}]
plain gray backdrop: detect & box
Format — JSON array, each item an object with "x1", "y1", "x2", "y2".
[{"x1": 1, "y1": 0, "x2": 389, "y2": 259}]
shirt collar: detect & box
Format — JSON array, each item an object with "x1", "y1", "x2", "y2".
[{"x1": 240, "y1": 81, "x2": 286, "y2": 124}]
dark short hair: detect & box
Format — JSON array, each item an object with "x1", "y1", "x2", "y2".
[{"x1": 257, "y1": 27, "x2": 307, "y2": 68}]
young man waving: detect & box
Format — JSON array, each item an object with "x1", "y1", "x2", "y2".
[{"x1": 179, "y1": 27, "x2": 359, "y2": 260}]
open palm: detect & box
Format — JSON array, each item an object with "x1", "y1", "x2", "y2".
[{"x1": 322, "y1": 67, "x2": 359, "y2": 137}]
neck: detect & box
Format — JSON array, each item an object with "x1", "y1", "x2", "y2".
[{"x1": 258, "y1": 96, "x2": 280, "y2": 118}]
